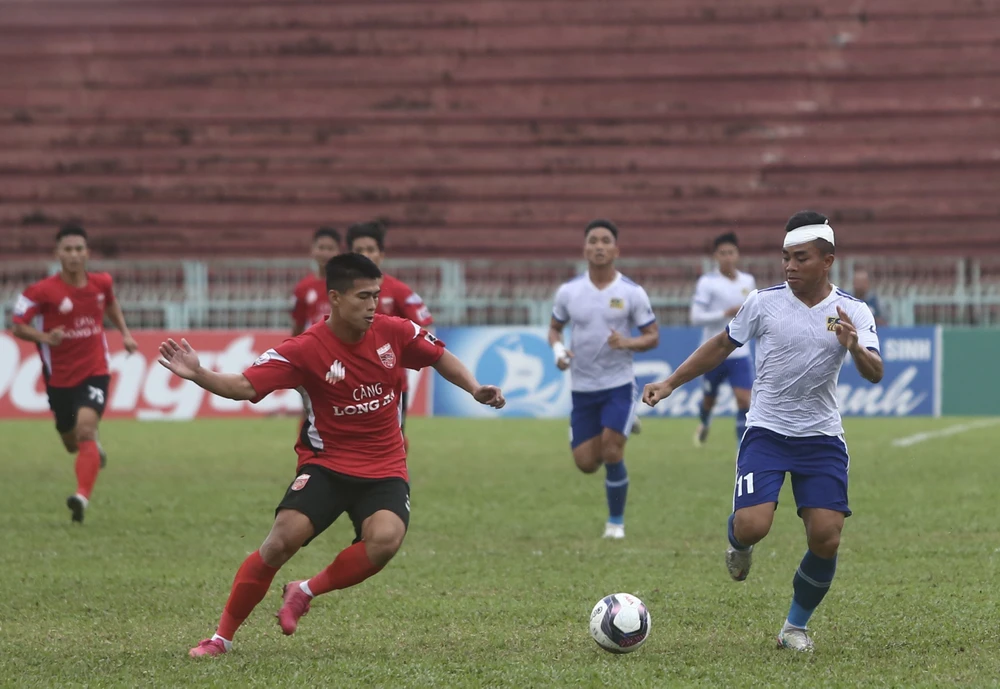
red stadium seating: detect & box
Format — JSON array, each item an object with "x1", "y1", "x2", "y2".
[{"x1": 1, "y1": 0, "x2": 998, "y2": 259}]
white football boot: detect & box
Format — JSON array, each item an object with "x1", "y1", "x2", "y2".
[
  {"x1": 602, "y1": 523, "x2": 625, "y2": 540},
  {"x1": 777, "y1": 624, "x2": 814, "y2": 653}
]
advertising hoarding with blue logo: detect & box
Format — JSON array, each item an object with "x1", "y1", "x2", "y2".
[{"x1": 433, "y1": 326, "x2": 939, "y2": 418}]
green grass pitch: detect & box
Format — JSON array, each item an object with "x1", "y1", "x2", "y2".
[{"x1": 1, "y1": 416, "x2": 998, "y2": 687}]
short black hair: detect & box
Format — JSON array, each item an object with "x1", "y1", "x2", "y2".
[
  {"x1": 346, "y1": 221, "x2": 386, "y2": 252},
  {"x1": 56, "y1": 224, "x2": 87, "y2": 243},
  {"x1": 584, "y1": 218, "x2": 619, "y2": 240},
  {"x1": 313, "y1": 226, "x2": 341, "y2": 245},
  {"x1": 325, "y1": 252, "x2": 382, "y2": 293},
  {"x1": 713, "y1": 232, "x2": 739, "y2": 250},
  {"x1": 785, "y1": 210, "x2": 828, "y2": 232},
  {"x1": 784, "y1": 210, "x2": 834, "y2": 255}
]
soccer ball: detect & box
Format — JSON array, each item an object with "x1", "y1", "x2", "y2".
[{"x1": 589, "y1": 593, "x2": 651, "y2": 653}]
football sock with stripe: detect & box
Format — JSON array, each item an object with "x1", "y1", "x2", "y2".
[
  {"x1": 786, "y1": 550, "x2": 838, "y2": 629},
  {"x1": 605, "y1": 461, "x2": 629, "y2": 525}
]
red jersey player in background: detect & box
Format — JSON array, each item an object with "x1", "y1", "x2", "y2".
[
  {"x1": 290, "y1": 227, "x2": 341, "y2": 336},
  {"x1": 158, "y1": 253, "x2": 505, "y2": 658},
  {"x1": 290, "y1": 227, "x2": 341, "y2": 421},
  {"x1": 10, "y1": 225, "x2": 138, "y2": 523},
  {"x1": 346, "y1": 221, "x2": 433, "y2": 451}
]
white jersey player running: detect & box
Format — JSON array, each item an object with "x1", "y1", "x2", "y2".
[
  {"x1": 548, "y1": 219, "x2": 659, "y2": 540},
  {"x1": 690, "y1": 233, "x2": 756, "y2": 447},
  {"x1": 643, "y1": 211, "x2": 883, "y2": 653}
]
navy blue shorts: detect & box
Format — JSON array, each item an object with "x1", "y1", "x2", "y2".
[
  {"x1": 703, "y1": 356, "x2": 754, "y2": 396},
  {"x1": 570, "y1": 382, "x2": 637, "y2": 449},
  {"x1": 733, "y1": 427, "x2": 851, "y2": 516}
]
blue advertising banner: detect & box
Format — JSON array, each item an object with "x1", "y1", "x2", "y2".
[{"x1": 433, "y1": 326, "x2": 939, "y2": 418}]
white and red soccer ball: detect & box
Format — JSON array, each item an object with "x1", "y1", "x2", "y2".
[{"x1": 589, "y1": 593, "x2": 651, "y2": 654}]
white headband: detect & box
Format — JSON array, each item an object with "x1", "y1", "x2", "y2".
[{"x1": 783, "y1": 223, "x2": 835, "y2": 248}]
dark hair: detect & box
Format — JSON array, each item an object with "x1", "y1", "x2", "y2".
[
  {"x1": 584, "y1": 218, "x2": 619, "y2": 240},
  {"x1": 713, "y1": 232, "x2": 738, "y2": 250},
  {"x1": 784, "y1": 210, "x2": 835, "y2": 255},
  {"x1": 56, "y1": 224, "x2": 87, "y2": 243},
  {"x1": 346, "y1": 221, "x2": 386, "y2": 252},
  {"x1": 325, "y1": 252, "x2": 382, "y2": 293},
  {"x1": 313, "y1": 226, "x2": 341, "y2": 245}
]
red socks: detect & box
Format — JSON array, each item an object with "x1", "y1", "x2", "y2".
[
  {"x1": 216, "y1": 551, "x2": 279, "y2": 641},
  {"x1": 307, "y1": 542, "x2": 382, "y2": 596},
  {"x1": 74, "y1": 440, "x2": 101, "y2": 499},
  {"x1": 213, "y1": 544, "x2": 381, "y2": 641}
]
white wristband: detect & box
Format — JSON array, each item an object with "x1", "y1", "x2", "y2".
[{"x1": 552, "y1": 341, "x2": 568, "y2": 364}]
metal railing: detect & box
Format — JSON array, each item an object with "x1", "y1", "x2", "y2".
[{"x1": 2, "y1": 256, "x2": 998, "y2": 329}]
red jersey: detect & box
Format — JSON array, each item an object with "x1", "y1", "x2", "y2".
[
  {"x1": 377, "y1": 273, "x2": 433, "y2": 327},
  {"x1": 242, "y1": 314, "x2": 445, "y2": 480},
  {"x1": 12, "y1": 272, "x2": 115, "y2": 387},
  {"x1": 378, "y1": 273, "x2": 433, "y2": 394},
  {"x1": 290, "y1": 274, "x2": 330, "y2": 329}
]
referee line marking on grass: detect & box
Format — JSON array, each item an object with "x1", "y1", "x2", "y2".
[{"x1": 891, "y1": 419, "x2": 1000, "y2": 448}]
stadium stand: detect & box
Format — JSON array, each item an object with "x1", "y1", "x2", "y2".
[{"x1": 0, "y1": 0, "x2": 998, "y2": 259}]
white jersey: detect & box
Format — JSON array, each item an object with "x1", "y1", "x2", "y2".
[
  {"x1": 726, "y1": 283, "x2": 880, "y2": 437},
  {"x1": 690, "y1": 269, "x2": 756, "y2": 359},
  {"x1": 552, "y1": 272, "x2": 656, "y2": 393}
]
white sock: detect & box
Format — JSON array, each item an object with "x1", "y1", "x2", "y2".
[
  {"x1": 782, "y1": 619, "x2": 807, "y2": 632},
  {"x1": 299, "y1": 581, "x2": 315, "y2": 598},
  {"x1": 211, "y1": 634, "x2": 233, "y2": 651},
  {"x1": 74, "y1": 494, "x2": 89, "y2": 509}
]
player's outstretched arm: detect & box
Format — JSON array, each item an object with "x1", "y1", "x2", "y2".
[
  {"x1": 157, "y1": 338, "x2": 257, "y2": 400},
  {"x1": 433, "y1": 350, "x2": 506, "y2": 408},
  {"x1": 643, "y1": 331, "x2": 737, "y2": 406}
]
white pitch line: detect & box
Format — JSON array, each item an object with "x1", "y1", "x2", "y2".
[{"x1": 891, "y1": 419, "x2": 1000, "y2": 448}]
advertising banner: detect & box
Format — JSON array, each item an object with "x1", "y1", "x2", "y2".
[
  {"x1": 0, "y1": 331, "x2": 431, "y2": 420},
  {"x1": 432, "y1": 326, "x2": 939, "y2": 418}
]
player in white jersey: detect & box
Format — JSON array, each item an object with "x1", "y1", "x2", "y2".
[
  {"x1": 690, "y1": 233, "x2": 756, "y2": 447},
  {"x1": 548, "y1": 219, "x2": 659, "y2": 540},
  {"x1": 643, "y1": 211, "x2": 883, "y2": 653}
]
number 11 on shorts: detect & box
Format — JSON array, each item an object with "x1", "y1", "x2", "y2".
[{"x1": 736, "y1": 472, "x2": 755, "y2": 497}]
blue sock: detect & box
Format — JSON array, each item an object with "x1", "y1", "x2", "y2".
[
  {"x1": 786, "y1": 550, "x2": 838, "y2": 628},
  {"x1": 699, "y1": 403, "x2": 711, "y2": 426},
  {"x1": 727, "y1": 513, "x2": 750, "y2": 551},
  {"x1": 604, "y1": 461, "x2": 628, "y2": 525},
  {"x1": 735, "y1": 408, "x2": 748, "y2": 441}
]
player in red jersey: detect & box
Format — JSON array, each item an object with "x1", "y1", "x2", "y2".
[
  {"x1": 10, "y1": 225, "x2": 138, "y2": 523},
  {"x1": 290, "y1": 227, "x2": 341, "y2": 422},
  {"x1": 290, "y1": 227, "x2": 341, "y2": 336},
  {"x1": 346, "y1": 221, "x2": 433, "y2": 451},
  {"x1": 158, "y1": 253, "x2": 505, "y2": 658}
]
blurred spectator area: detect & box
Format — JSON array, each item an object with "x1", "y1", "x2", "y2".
[{"x1": 0, "y1": 0, "x2": 998, "y2": 259}]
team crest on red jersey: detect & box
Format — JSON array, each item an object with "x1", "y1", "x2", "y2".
[
  {"x1": 377, "y1": 343, "x2": 396, "y2": 369},
  {"x1": 291, "y1": 473, "x2": 310, "y2": 491}
]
